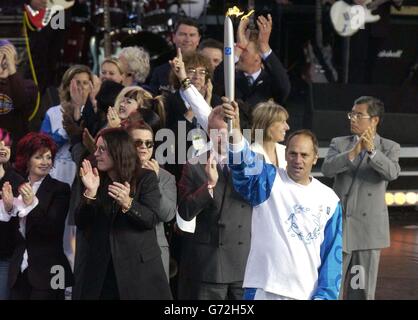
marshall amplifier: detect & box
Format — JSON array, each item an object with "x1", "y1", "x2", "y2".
[{"x1": 371, "y1": 20, "x2": 418, "y2": 85}]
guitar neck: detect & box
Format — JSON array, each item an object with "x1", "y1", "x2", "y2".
[
  {"x1": 367, "y1": 0, "x2": 391, "y2": 9},
  {"x1": 315, "y1": 0, "x2": 323, "y2": 47},
  {"x1": 103, "y1": 0, "x2": 112, "y2": 58}
]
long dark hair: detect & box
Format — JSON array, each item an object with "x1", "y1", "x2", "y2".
[{"x1": 96, "y1": 128, "x2": 141, "y2": 190}]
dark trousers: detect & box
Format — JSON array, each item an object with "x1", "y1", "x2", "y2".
[
  {"x1": 178, "y1": 278, "x2": 244, "y2": 300},
  {"x1": 10, "y1": 270, "x2": 65, "y2": 300}
]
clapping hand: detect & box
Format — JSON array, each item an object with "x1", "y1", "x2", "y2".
[
  {"x1": 2, "y1": 182, "x2": 14, "y2": 213},
  {"x1": 80, "y1": 159, "x2": 100, "y2": 198},
  {"x1": 108, "y1": 182, "x2": 132, "y2": 211},
  {"x1": 142, "y1": 159, "x2": 160, "y2": 176},
  {"x1": 361, "y1": 125, "x2": 375, "y2": 153},
  {"x1": 18, "y1": 182, "x2": 35, "y2": 206},
  {"x1": 107, "y1": 106, "x2": 121, "y2": 128}
]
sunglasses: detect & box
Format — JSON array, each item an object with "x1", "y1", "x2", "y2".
[{"x1": 134, "y1": 139, "x2": 154, "y2": 148}]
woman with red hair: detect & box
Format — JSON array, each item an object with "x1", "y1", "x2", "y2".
[{"x1": 4, "y1": 132, "x2": 73, "y2": 299}]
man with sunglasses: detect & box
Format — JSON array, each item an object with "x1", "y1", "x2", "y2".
[{"x1": 322, "y1": 96, "x2": 401, "y2": 300}]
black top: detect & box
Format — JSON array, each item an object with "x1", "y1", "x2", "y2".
[{"x1": 0, "y1": 167, "x2": 25, "y2": 259}]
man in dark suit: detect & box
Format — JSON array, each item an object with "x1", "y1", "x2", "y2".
[
  {"x1": 149, "y1": 17, "x2": 201, "y2": 95},
  {"x1": 214, "y1": 14, "x2": 291, "y2": 128},
  {"x1": 176, "y1": 106, "x2": 252, "y2": 300},
  {"x1": 322, "y1": 96, "x2": 401, "y2": 299}
]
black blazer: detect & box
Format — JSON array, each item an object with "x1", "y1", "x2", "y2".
[
  {"x1": 8, "y1": 175, "x2": 73, "y2": 290},
  {"x1": 74, "y1": 169, "x2": 172, "y2": 300},
  {"x1": 177, "y1": 158, "x2": 252, "y2": 285},
  {"x1": 0, "y1": 168, "x2": 25, "y2": 260},
  {"x1": 149, "y1": 62, "x2": 172, "y2": 96},
  {"x1": 214, "y1": 51, "x2": 291, "y2": 128}
]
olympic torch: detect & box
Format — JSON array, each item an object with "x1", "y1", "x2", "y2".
[
  {"x1": 224, "y1": 7, "x2": 253, "y2": 134},
  {"x1": 224, "y1": 14, "x2": 235, "y2": 134}
]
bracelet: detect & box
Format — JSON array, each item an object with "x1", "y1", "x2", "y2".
[
  {"x1": 122, "y1": 197, "x2": 134, "y2": 213},
  {"x1": 83, "y1": 191, "x2": 97, "y2": 200},
  {"x1": 181, "y1": 77, "x2": 191, "y2": 90}
]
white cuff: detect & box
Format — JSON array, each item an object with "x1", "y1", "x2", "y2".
[
  {"x1": 262, "y1": 49, "x2": 272, "y2": 60},
  {"x1": 14, "y1": 195, "x2": 39, "y2": 218},
  {"x1": 228, "y1": 137, "x2": 247, "y2": 153}
]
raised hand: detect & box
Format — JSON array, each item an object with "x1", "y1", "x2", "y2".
[
  {"x1": 2, "y1": 182, "x2": 14, "y2": 213},
  {"x1": 18, "y1": 182, "x2": 35, "y2": 206},
  {"x1": 108, "y1": 182, "x2": 132, "y2": 211},
  {"x1": 361, "y1": 125, "x2": 375, "y2": 153},
  {"x1": 142, "y1": 159, "x2": 160, "y2": 176},
  {"x1": 237, "y1": 17, "x2": 250, "y2": 51},
  {"x1": 348, "y1": 138, "x2": 363, "y2": 161},
  {"x1": 80, "y1": 159, "x2": 100, "y2": 197},
  {"x1": 169, "y1": 48, "x2": 187, "y2": 82},
  {"x1": 107, "y1": 106, "x2": 121, "y2": 128},
  {"x1": 205, "y1": 153, "x2": 218, "y2": 187},
  {"x1": 257, "y1": 14, "x2": 273, "y2": 53},
  {"x1": 82, "y1": 128, "x2": 96, "y2": 154},
  {"x1": 205, "y1": 79, "x2": 213, "y2": 105},
  {"x1": 1, "y1": 44, "x2": 17, "y2": 75}
]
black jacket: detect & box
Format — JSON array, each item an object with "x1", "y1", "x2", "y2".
[
  {"x1": 74, "y1": 169, "x2": 172, "y2": 300},
  {"x1": 0, "y1": 168, "x2": 25, "y2": 259},
  {"x1": 8, "y1": 175, "x2": 73, "y2": 290}
]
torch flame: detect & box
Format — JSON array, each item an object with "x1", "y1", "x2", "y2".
[
  {"x1": 226, "y1": 6, "x2": 244, "y2": 17},
  {"x1": 241, "y1": 9, "x2": 255, "y2": 21}
]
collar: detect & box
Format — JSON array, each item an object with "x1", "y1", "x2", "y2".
[{"x1": 244, "y1": 69, "x2": 262, "y2": 82}]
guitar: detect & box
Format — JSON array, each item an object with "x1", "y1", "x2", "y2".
[
  {"x1": 91, "y1": 0, "x2": 122, "y2": 74},
  {"x1": 24, "y1": 0, "x2": 75, "y2": 30},
  {"x1": 330, "y1": 0, "x2": 390, "y2": 37},
  {"x1": 303, "y1": 0, "x2": 338, "y2": 83}
]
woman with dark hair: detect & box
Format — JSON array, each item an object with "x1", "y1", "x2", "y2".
[
  {"x1": 125, "y1": 121, "x2": 177, "y2": 281},
  {"x1": 75, "y1": 128, "x2": 172, "y2": 299},
  {"x1": 3, "y1": 132, "x2": 72, "y2": 300},
  {"x1": 0, "y1": 129, "x2": 25, "y2": 300}
]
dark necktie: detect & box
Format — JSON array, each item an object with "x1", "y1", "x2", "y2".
[{"x1": 246, "y1": 75, "x2": 254, "y2": 87}]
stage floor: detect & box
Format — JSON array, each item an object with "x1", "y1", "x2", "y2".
[{"x1": 376, "y1": 219, "x2": 418, "y2": 300}]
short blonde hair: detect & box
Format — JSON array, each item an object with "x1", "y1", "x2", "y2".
[
  {"x1": 101, "y1": 57, "x2": 125, "y2": 75},
  {"x1": 251, "y1": 100, "x2": 289, "y2": 142}
]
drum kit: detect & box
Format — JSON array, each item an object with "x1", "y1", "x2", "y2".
[{"x1": 63, "y1": 0, "x2": 209, "y2": 73}]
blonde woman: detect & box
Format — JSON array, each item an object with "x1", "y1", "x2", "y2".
[
  {"x1": 107, "y1": 86, "x2": 166, "y2": 129},
  {"x1": 250, "y1": 100, "x2": 290, "y2": 169},
  {"x1": 100, "y1": 58, "x2": 125, "y2": 84}
]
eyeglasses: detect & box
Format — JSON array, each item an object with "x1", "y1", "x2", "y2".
[
  {"x1": 186, "y1": 68, "x2": 208, "y2": 77},
  {"x1": 95, "y1": 145, "x2": 108, "y2": 154},
  {"x1": 347, "y1": 112, "x2": 371, "y2": 121},
  {"x1": 134, "y1": 139, "x2": 154, "y2": 149}
]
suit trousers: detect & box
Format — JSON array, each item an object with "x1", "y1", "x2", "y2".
[
  {"x1": 178, "y1": 279, "x2": 244, "y2": 300},
  {"x1": 10, "y1": 270, "x2": 65, "y2": 300},
  {"x1": 340, "y1": 249, "x2": 381, "y2": 300}
]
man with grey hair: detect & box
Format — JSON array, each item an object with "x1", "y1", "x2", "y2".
[
  {"x1": 118, "y1": 46, "x2": 151, "y2": 87},
  {"x1": 322, "y1": 96, "x2": 401, "y2": 300},
  {"x1": 176, "y1": 105, "x2": 252, "y2": 300}
]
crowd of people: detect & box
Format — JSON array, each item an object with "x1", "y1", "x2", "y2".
[{"x1": 0, "y1": 1, "x2": 402, "y2": 300}]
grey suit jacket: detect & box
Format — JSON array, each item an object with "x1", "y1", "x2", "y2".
[
  {"x1": 177, "y1": 160, "x2": 252, "y2": 284},
  {"x1": 156, "y1": 168, "x2": 177, "y2": 248},
  {"x1": 321, "y1": 134, "x2": 401, "y2": 252}
]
